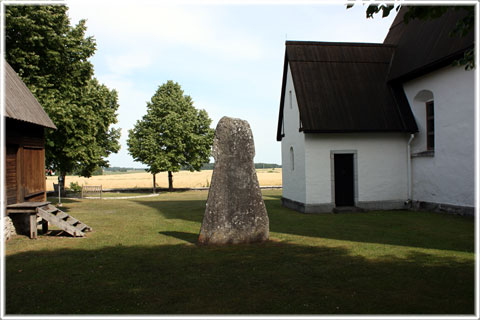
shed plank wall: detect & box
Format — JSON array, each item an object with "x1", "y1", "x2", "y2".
[
  {"x1": 6, "y1": 145, "x2": 18, "y2": 206},
  {"x1": 5, "y1": 118, "x2": 46, "y2": 205},
  {"x1": 6, "y1": 119, "x2": 44, "y2": 147}
]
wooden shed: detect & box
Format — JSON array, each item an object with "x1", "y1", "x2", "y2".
[
  {"x1": 4, "y1": 61, "x2": 56, "y2": 204},
  {"x1": 4, "y1": 61, "x2": 56, "y2": 237}
]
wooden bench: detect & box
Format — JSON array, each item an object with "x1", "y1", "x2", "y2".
[{"x1": 81, "y1": 185, "x2": 102, "y2": 198}]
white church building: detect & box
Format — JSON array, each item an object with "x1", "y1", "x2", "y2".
[{"x1": 276, "y1": 7, "x2": 475, "y2": 215}]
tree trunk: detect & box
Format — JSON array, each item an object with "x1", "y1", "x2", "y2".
[
  {"x1": 153, "y1": 173, "x2": 156, "y2": 194},
  {"x1": 168, "y1": 171, "x2": 173, "y2": 191}
]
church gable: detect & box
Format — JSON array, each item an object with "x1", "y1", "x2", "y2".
[{"x1": 276, "y1": 41, "x2": 418, "y2": 141}]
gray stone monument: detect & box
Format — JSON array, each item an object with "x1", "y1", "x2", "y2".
[{"x1": 198, "y1": 116, "x2": 269, "y2": 245}]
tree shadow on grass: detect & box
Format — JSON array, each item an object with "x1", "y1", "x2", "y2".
[
  {"x1": 132, "y1": 198, "x2": 474, "y2": 253},
  {"x1": 132, "y1": 199, "x2": 205, "y2": 223},
  {"x1": 47, "y1": 197, "x2": 82, "y2": 205},
  {"x1": 41, "y1": 230, "x2": 70, "y2": 237},
  {"x1": 5, "y1": 239, "x2": 474, "y2": 315},
  {"x1": 160, "y1": 231, "x2": 198, "y2": 244},
  {"x1": 45, "y1": 198, "x2": 82, "y2": 214}
]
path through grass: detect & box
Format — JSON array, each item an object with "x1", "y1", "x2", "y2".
[{"x1": 5, "y1": 190, "x2": 475, "y2": 315}]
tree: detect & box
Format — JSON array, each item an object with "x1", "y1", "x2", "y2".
[
  {"x1": 347, "y1": 3, "x2": 474, "y2": 69},
  {"x1": 5, "y1": 5, "x2": 121, "y2": 191},
  {"x1": 127, "y1": 81, "x2": 215, "y2": 192},
  {"x1": 44, "y1": 79, "x2": 121, "y2": 178}
]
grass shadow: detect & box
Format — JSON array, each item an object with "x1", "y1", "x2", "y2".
[
  {"x1": 47, "y1": 197, "x2": 82, "y2": 204},
  {"x1": 132, "y1": 197, "x2": 474, "y2": 253},
  {"x1": 41, "y1": 230, "x2": 78, "y2": 237},
  {"x1": 5, "y1": 241, "x2": 474, "y2": 315},
  {"x1": 46, "y1": 198, "x2": 82, "y2": 214},
  {"x1": 159, "y1": 231, "x2": 198, "y2": 244}
]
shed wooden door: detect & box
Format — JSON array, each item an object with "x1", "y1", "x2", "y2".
[
  {"x1": 6, "y1": 144, "x2": 18, "y2": 205},
  {"x1": 23, "y1": 147, "x2": 46, "y2": 201},
  {"x1": 334, "y1": 154, "x2": 354, "y2": 207}
]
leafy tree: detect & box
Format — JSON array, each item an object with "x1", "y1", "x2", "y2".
[
  {"x1": 127, "y1": 81, "x2": 214, "y2": 192},
  {"x1": 5, "y1": 5, "x2": 121, "y2": 191},
  {"x1": 347, "y1": 3, "x2": 474, "y2": 69}
]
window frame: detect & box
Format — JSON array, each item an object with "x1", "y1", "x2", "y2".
[
  {"x1": 289, "y1": 90, "x2": 292, "y2": 109},
  {"x1": 426, "y1": 100, "x2": 434, "y2": 151},
  {"x1": 290, "y1": 146, "x2": 294, "y2": 171}
]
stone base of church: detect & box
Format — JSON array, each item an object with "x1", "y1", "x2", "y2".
[
  {"x1": 411, "y1": 201, "x2": 474, "y2": 216},
  {"x1": 281, "y1": 197, "x2": 334, "y2": 213},
  {"x1": 282, "y1": 196, "x2": 475, "y2": 216},
  {"x1": 281, "y1": 197, "x2": 405, "y2": 213},
  {"x1": 357, "y1": 200, "x2": 407, "y2": 211}
]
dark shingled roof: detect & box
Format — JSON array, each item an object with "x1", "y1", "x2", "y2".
[
  {"x1": 384, "y1": 6, "x2": 474, "y2": 82},
  {"x1": 276, "y1": 41, "x2": 418, "y2": 141},
  {"x1": 4, "y1": 61, "x2": 56, "y2": 129},
  {"x1": 277, "y1": 7, "x2": 473, "y2": 142}
]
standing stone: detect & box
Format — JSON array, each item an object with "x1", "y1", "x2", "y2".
[{"x1": 198, "y1": 116, "x2": 269, "y2": 245}]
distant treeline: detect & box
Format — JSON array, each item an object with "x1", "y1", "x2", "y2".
[
  {"x1": 103, "y1": 167, "x2": 146, "y2": 173},
  {"x1": 255, "y1": 163, "x2": 282, "y2": 169},
  {"x1": 196, "y1": 163, "x2": 281, "y2": 170},
  {"x1": 53, "y1": 163, "x2": 281, "y2": 176},
  {"x1": 48, "y1": 167, "x2": 147, "y2": 176},
  {"x1": 104, "y1": 163, "x2": 282, "y2": 173}
]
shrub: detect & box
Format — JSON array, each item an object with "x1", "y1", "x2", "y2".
[{"x1": 69, "y1": 182, "x2": 82, "y2": 193}]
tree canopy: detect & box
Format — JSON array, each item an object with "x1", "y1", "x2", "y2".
[
  {"x1": 127, "y1": 81, "x2": 214, "y2": 191},
  {"x1": 347, "y1": 3, "x2": 474, "y2": 69},
  {"x1": 5, "y1": 5, "x2": 121, "y2": 181}
]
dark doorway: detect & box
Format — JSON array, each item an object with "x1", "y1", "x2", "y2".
[{"x1": 334, "y1": 153, "x2": 354, "y2": 207}]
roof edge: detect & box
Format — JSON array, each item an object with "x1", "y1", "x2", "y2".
[
  {"x1": 286, "y1": 40, "x2": 395, "y2": 48},
  {"x1": 303, "y1": 128, "x2": 417, "y2": 134},
  {"x1": 387, "y1": 46, "x2": 473, "y2": 83},
  {"x1": 5, "y1": 61, "x2": 57, "y2": 129},
  {"x1": 5, "y1": 116, "x2": 56, "y2": 129},
  {"x1": 276, "y1": 50, "x2": 289, "y2": 141}
]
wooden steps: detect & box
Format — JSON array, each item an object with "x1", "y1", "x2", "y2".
[{"x1": 37, "y1": 204, "x2": 92, "y2": 237}]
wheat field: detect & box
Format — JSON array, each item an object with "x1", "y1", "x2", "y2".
[{"x1": 46, "y1": 168, "x2": 282, "y2": 191}]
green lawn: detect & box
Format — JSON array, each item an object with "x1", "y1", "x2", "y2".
[{"x1": 5, "y1": 190, "x2": 475, "y2": 315}]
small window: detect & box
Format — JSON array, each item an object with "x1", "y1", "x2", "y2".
[
  {"x1": 289, "y1": 90, "x2": 292, "y2": 109},
  {"x1": 426, "y1": 101, "x2": 434, "y2": 150},
  {"x1": 290, "y1": 146, "x2": 294, "y2": 171}
]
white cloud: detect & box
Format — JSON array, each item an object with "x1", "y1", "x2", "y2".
[{"x1": 68, "y1": 1, "x2": 266, "y2": 62}]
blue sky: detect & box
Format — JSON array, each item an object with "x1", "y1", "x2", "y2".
[{"x1": 67, "y1": 0, "x2": 397, "y2": 168}]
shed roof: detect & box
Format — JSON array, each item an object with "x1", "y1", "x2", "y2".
[
  {"x1": 4, "y1": 61, "x2": 56, "y2": 129},
  {"x1": 384, "y1": 6, "x2": 474, "y2": 82},
  {"x1": 276, "y1": 41, "x2": 418, "y2": 141}
]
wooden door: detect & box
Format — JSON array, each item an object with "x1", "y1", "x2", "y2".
[
  {"x1": 23, "y1": 147, "x2": 46, "y2": 201},
  {"x1": 334, "y1": 154, "x2": 354, "y2": 207}
]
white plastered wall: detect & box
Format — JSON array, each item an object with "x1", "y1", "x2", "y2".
[
  {"x1": 281, "y1": 63, "x2": 306, "y2": 204},
  {"x1": 403, "y1": 66, "x2": 475, "y2": 207},
  {"x1": 304, "y1": 133, "x2": 409, "y2": 206}
]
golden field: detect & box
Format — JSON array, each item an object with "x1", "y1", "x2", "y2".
[{"x1": 46, "y1": 168, "x2": 282, "y2": 191}]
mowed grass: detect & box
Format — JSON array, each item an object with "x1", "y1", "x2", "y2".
[{"x1": 5, "y1": 190, "x2": 475, "y2": 315}]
